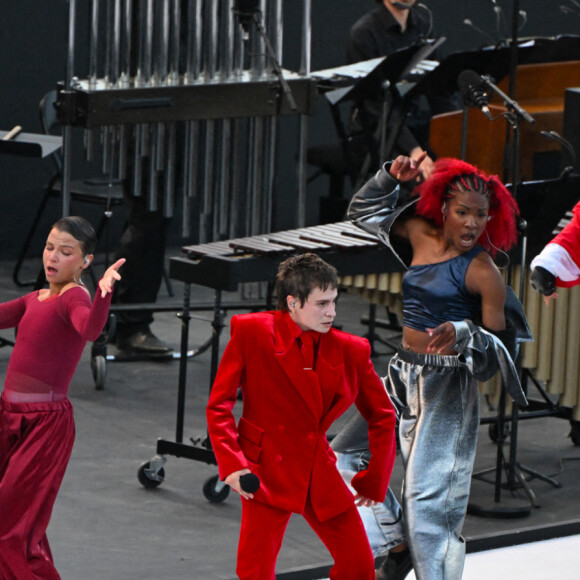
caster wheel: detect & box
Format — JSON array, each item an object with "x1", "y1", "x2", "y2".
[
  {"x1": 488, "y1": 421, "x2": 510, "y2": 443},
  {"x1": 91, "y1": 355, "x2": 106, "y2": 391},
  {"x1": 202, "y1": 474, "x2": 230, "y2": 503},
  {"x1": 569, "y1": 421, "x2": 580, "y2": 446},
  {"x1": 138, "y1": 461, "x2": 165, "y2": 489}
]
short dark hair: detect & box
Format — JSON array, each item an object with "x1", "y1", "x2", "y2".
[
  {"x1": 52, "y1": 216, "x2": 97, "y2": 256},
  {"x1": 275, "y1": 253, "x2": 338, "y2": 311}
]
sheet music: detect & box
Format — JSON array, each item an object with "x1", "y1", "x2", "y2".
[{"x1": 310, "y1": 57, "x2": 386, "y2": 82}]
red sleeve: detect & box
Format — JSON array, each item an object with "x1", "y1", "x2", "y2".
[
  {"x1": 349, "y1": 338, "x2": 397, "y2": 503},
  {"x1": 206, "y1": 316, "x2": 250, "y2": 480},
  {"x1": 0, "y1": 296, "x2": 27, "y2": 330},
  {"x1": 550, "y1": 201, "x2": 580, "y2": 287},
  {"x1": 61, "y1": 286, "x2": 113, "y2": 341}
]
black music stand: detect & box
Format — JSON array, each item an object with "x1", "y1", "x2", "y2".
[
  {"x1": 464, "y1": 9, "x2": 580, "y2": 513},
  {"x1": 310, "y1": 43, "x2": 442, "y2": 353},
  {"x1": 469, "y1": 174, "x2": 580, "y2": 518},
  {"x1": 323, "y1": 39, "x2": 444, "y2": 108},
  {"x1": 0, "y1": 128, "x2": 62, "y2": 350},
  {"x1": 319, "y1": 39, "x2": 444, "y2": 187}
]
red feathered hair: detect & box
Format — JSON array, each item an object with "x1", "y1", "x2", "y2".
[{"x1": 413, "y1": 158, "x2": 519, "y2": 255}]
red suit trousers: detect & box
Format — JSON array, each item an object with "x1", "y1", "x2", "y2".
[
  {"x1": 236, "y1": 493, "x2": 375, "y2": 579},
  {"x1": 0, "y1": 396, "x2": 75, "y2": 580}
]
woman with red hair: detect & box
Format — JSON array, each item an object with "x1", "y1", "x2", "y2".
[{"x1": 331, "y1": 154, "x2": 530, "y2": 580}]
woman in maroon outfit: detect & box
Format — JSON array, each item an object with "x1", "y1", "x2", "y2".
[{"x1": 0, "y1": 216, "x2": 124, "y2": 579}]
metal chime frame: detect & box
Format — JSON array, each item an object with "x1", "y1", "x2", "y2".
[{"x1": 60, "y1": 0, "x2": 313, "y2": 244}]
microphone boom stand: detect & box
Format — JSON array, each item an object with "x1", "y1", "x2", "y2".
[{"x1": 469, "y1": 3, "x2": 562, "y2": 517}]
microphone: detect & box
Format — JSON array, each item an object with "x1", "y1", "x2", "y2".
[
  {"x1": 239, "y1": 473, "x2": 261, "y2": 493},
  {"x1": 480, "y1": 73, "x2": 536, "y2": 125},
  {"x1": 457, "y1": 70, "x2": 492, "y2": 120},
  {"x1": 492, "y1": 4, "x2": 509, "y2": 39},
  {"x1": 458, "y1": 69, "x2": 536, "y2": 125},
  {"x1": 463, "y1": 18, "x2": 496, "y2": 47}
]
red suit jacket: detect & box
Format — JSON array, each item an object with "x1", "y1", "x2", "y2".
[{"x1": 206, "y1": 310, "x2": 397, "y2": 521}]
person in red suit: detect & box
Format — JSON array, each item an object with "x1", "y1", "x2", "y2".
[
  {"x1": 530, "y1": 200, "x2": 580, "y2": 298},
  {"x1": 206, "y1": 252, "x2": 397, "y2": 579}
]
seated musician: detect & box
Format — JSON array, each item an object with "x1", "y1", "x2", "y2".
[
  {"x1": 347, "y1": 0, "x2": 459, "y2": 181},
  {"x1": 530, "y1": 199, "x2": 580, "y2": 299},
  {"x1": 332, "y1": 154, "x2": 530, "y2": 580},
  {"x1": 206, "y1": 253, "x2": 397, "y2": 579}
]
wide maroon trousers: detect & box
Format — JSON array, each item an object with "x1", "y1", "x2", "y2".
[{"x1": 0, "y1": 395, "x2": 75, "y2": 580}]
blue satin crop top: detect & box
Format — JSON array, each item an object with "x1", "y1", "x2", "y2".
[{"x1": 402, "y1": 246, "x2": 484, "y2": 332}]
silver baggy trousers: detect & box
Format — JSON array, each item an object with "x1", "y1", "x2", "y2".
[{"x1": 332, "y1": 348, "x2": 479, "y2": 580}]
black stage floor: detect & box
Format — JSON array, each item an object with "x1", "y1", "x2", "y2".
[{"x1": 1, "y1": 255, "x2": 579, "y2": 580}]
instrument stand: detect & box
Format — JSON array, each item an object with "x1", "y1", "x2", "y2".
[
  {"x1": 470, "y1": 2, "x2": 561, "y2": 516},
  {"x1": 361, "y1": 304, "x2": 401, "y2": 358},
  {"x1": 468, "y1": 27, "x2": 562, "y2": 515},
  {"x1": 469, "y1": 118, "x2": 534, "y2": 518},
  {"x1": 0, "y1": 336, "x2": 15, "y2": 349},
  {"x1": 139, "y1": 279, "x2": 274, "y2": 498}
]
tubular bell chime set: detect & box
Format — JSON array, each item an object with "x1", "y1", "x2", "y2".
[{"x1": 57, "y1": 0, "x2": 315, "y2": 246}]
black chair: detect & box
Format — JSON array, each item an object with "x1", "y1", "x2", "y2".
[{"x1": 12, "y1": 89, "x2": 126, "y2": 289}]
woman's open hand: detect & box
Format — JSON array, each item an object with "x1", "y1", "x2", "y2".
[{"x1": 99, "y1": 258, "x2": 126, "y2": 298}]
